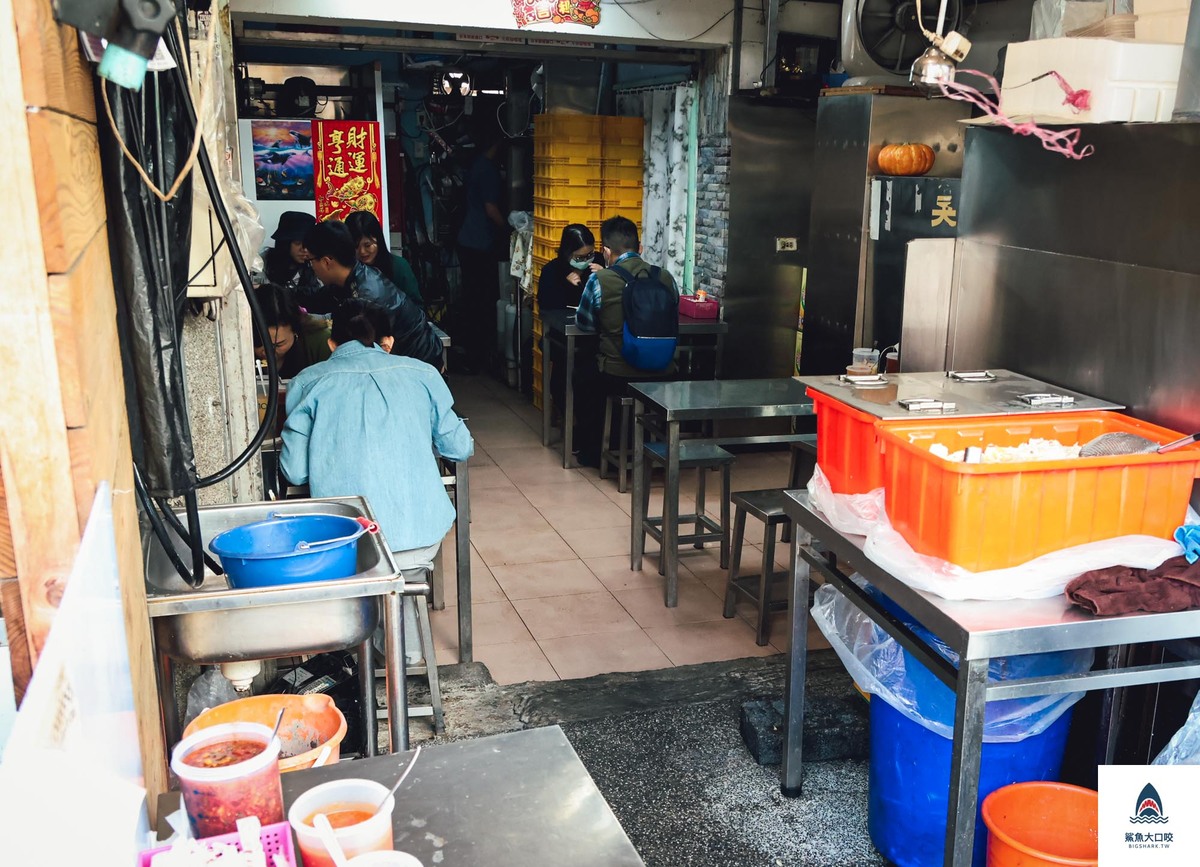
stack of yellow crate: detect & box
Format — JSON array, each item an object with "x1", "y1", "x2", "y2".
[{"x1": 532, "y1": 115, "x2": 644, "y2": 410}]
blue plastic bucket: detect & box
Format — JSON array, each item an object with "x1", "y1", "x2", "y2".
[
  {"x1": 209, "y1": 514, "x2": 370, "y2": 589},
  {"x1": 868, "y1": 685, "x2": 1075, "y2": 867}
]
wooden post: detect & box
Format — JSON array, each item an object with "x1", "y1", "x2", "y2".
[{"x1": 1, "y1": 0, "x2": 168, "y2": 815}]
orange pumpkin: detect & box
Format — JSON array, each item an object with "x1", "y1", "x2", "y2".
[{"x1": 877, "y1": 143, "x2": 936, "y2": 176}]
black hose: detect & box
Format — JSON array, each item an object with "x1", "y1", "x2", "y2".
[
  {"x1": 183, "y1": 488, "x2": 206, "y2": 586},
  {"x1": 161, "y1": 21, "x2": 280, "y2": 490},
  {"x1": 134, "y1": 464, "x2": 196, "y2": 587},
  {"x1": 154, "y1": 495, "x2": 224, "y2": 575}
]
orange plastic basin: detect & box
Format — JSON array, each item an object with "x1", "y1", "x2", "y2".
[
  {"x1": 982, "y1": 781, "x2": 1098, "y2": 866},
  {"x1": 183, "y1": 693, "x2": 347, "y2": 773},
  {"x1": 810, "y1": 388, "x2": 888, "y2": 494},
  {"x1": 878, "y1": 411, "x2": 1200, "y2": 571}
]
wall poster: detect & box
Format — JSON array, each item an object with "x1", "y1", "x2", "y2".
[
  {"x1": 312, "y1": 119, "x2": 384, "y2": 225},
  {"x1": 250, "y1": 119, "x2": 313, "y2": 200}
]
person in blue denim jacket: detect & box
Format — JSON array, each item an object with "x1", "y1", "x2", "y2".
[{"x1": 303, "y1": 220, "x2": 443, "y2": 369}]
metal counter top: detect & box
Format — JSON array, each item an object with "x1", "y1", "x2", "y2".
[
  {"x1": 630, "y1": 377, "x2": 813, "y2": 422},
  {"x1": 282, "y1": 726, "x2": 646, "y2": 867},
  {"x1": 797, "y1": 369, "x2": 1123, "y2": 420},
  {"x1": 540, "y1": 307, "x2": 729, "y2": 338}
]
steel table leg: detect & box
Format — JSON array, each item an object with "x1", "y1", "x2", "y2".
[
  {"x1": 541, "y1": 330, "x2": 551, "y2": 446},
  {"x1": 945, "y1": 657, "x2": 989, "y2": 867},
  {"x1": 564, "y1": 332, "x2": 576, "y2": 468},
  {"x1": 1100, "y1": 644, "x2": 1130, "y2": 764},
  {"x1": 157, "y1": 652, "x2": 181, "y2": 747},
  {"x1": 631, "y1": 399, "x2": 646, "y2": 572},
  {"x1": 714, "y1": 331, "x2": 725, "y2": 379},
  {"x1": 384, "y1": 590, "x2": 409, "y2": 753},
  {"x1": 358, "y1": 637, "x2": 377, "y2": 757},
  {"x1": 781, "y1": 532, "x2": 810, "y2": 797},
  {"x1": 663, "y1": 420, "x2": 681, "y2": 607},
  {"x1": 456, "y1": 460, "x2": 473, "y2": 663}
]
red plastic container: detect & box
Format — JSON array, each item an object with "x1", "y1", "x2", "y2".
[
  {"x1": 878, "y1": 412, "x2": 1200, "y2": 571},
  {"x1": 679, "y1": 295, "x2": 719, "y2": 320},
  {"x1": 809, "y1": 388, "x2": 888, "y2": 494}
]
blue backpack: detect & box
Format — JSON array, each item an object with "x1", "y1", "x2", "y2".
[{"x1": 611, "y1": 264, "x2": 678, "y2": 372}]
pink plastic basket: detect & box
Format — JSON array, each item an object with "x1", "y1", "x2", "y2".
[{"x1": 138, "y1": 821, "x2": 297, "y2": 866}]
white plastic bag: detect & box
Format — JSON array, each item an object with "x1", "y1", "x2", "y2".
[
  {"x1": 1153, "y1": 689, "x2": 1200, "y2": 765},
  {"x1": 806, "y1": 465, "x2": 1188, "y2": 601},
  {"x1": 182, "y1": 668, "x2": 239, "y2": 730},
  {"x1": 811, "y1": 581, "x2": 1093, "y2": 742}
]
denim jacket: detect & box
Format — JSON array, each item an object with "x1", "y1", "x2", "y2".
[{"x1": 281, "y1": 341, "x2": 473, "y2": 552}]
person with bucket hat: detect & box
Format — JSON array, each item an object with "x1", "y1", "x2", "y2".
[{"x1": 262, "y1": 211, "x2": 324, "y2": 301}]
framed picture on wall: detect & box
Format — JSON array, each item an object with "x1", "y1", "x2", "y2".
[{"x1": 250, "y1": 119, "x2": 314, "y2": 200}]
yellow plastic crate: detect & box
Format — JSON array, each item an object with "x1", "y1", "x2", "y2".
[
  {"x1": 533, "y1": 392, "x2": 543, "y2": 411},
  {"x1": 535, "y1": 158, "x2": 604, "y2": 184},
  {"x1": 534, "y1": 139, "x2": 603, "y2": 164},
  {"x1": 601, "y1": 186, "x2": 643, "y2": 209},
  {"x1": 602, "y1": 116, "x2": 644, "y2": 146},
  {"x1": 533, "y1": 238, "x2": 558, "y2": 262},
  {"x1": 600, "y1": 163, "x2": 643, "y2": 186},
  {"x1": 536, "y1": 114, "x2": 605, "y2": 142},
  {"x1": 532, "y1": 196, "x2": 604, "y2": 223},
  {"x1": 534, "y1": 177, "x2": 602, "y2": 199},
  {"x1": 601, "y1": 141, "x2": 644, "y2": 166}
]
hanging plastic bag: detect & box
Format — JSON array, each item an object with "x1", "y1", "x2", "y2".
[
  {"x1": 811, "y1": 580, "x2": 1094, "y2": 742},
  {"x1": 806, "y1": 465, "x2": 1190, "y2": 601},
  {"x1": 1152, "y1": 689, "x2": 1200, "y2": 765}
]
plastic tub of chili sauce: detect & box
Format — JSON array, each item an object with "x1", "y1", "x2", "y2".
[
  {"x1": 171, "y1": 721, "x2": 285, "y2": 839},
  {"x1": 289, "y1": 778, "x2": 396, "y2": 867}
]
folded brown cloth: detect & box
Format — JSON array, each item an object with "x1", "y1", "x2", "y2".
[{"x1": 1066, "y1": 555, "x2": 1200, "y2": 616}]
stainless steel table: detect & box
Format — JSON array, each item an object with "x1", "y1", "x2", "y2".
[
  {"x1": 629, "y1": 378, "x2": 814, "y2": 606},
  {"x1": 540, "y1": 308, "x2": 730, "y2": 468},
  {"x1": 781, "y1": 490, "x2": 1200, "y2": 867},
  {"x1": 160, "y1": 726, "x2": 646, "y2": 866}
]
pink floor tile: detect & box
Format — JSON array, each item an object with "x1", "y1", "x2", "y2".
[
  {"x1": 429, "y1": 600, "x2": 533, "y2": 654},
  {"x1": 644, "y1": 619, "x2": 780, "y2": 666},
  {"x1": 474, "y1": 640, "x2": 559, "y2": 685},
  {"x1": 512, "y1": 591, "x2": 641, "y2": 641},
  {"x1": 613, "y1": 576, "x2": 728, "y2": 629},
  {"x1": 470, "y1": 526, "x2": 577, "y2": 567},
  {"x1": 490, "y1": 558, "x2": 607, "y2": 600},
  {"x1": 537, "y1": 630, "x2": 673, "y2": 680}
]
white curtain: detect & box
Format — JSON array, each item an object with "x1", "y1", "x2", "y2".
[{"x1": 615, "y1": 83, "x2": 696, "y2": 285}]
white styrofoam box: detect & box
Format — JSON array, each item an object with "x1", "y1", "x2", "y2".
[
  {"x1": 1136, "y1": 10, "x2": 1191, "y2": 43},
  {"x1": 1000, "y1": 38, "x2": 1185, "y2": 123}
]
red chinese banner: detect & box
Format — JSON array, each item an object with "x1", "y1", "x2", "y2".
[
  {"x1": 313, "y1": 119, "x2": 384, "y2": 225},
  {"x1": 512, "y1": 0, "x2": 600, "y2": 28}
]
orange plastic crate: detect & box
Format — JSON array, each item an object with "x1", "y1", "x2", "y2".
[
  {"x1": 810, "y1": 389, "x2": 887, "y2": 494},
  {"x1": 877, "y1": 412, "x2": 1200, "y2": 571}
]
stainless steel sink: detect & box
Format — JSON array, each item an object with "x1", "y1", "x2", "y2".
[{"x1": 144, "y1": 497, "x2": 400, "y2": 663}]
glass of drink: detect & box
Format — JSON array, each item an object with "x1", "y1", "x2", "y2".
[
  {"x1": 289, "y1": 778, "x2": 396, "y2": 867},
  {"x1": 171, "y1": 721, "x2": 284, "y2": 839}
]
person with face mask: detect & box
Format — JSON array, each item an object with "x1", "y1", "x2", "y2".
[{"x1": 538, "y1": 224, "x2": 603, "y2": 414}]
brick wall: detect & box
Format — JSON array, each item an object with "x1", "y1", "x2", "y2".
[{"x1": 694, "y1": 134, "x2": 730, "y2": 297}]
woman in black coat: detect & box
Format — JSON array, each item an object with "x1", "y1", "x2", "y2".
[{"x1": 538, "y1": 224, "x2": 603, "y2": 413}]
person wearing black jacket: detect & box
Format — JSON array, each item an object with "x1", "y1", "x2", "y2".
[
  {"x1": 303, "y1": 220, "x2": 444, "y2": 370},
  {"x1": 538, "y1": 224, "x2": 603, "y2": 413}
]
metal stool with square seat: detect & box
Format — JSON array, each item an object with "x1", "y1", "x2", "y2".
[
  {"x1": 599, "y1": 394, "x2": 635, "y2": 493},
  {"x1": 723, "y1": 489, "x2": 794, "y2": 645},
  {"x1": 373, "y1": 565, "x2": 444, "y2": 742},
  {"x1": 781, "y1": 434, "x2": 817, "y2": 544},
  {"x1": 641, "y1": 441, "x2": 735, "y2": 573}
]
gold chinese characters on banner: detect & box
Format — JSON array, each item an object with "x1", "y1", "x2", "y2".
[
  {"x1": 313, "y1": 120, "x2": 384, "y2": 225},
  {"x1": 512, "y1": 0, "x2": 600, "y2": 28}
]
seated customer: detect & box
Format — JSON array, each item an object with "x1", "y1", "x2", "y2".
[
  {"x1": 252, "y1": 282, "x2": 332, "y2": 379},
  {"x1": 280, "y1": 300, "x2": 473, "y2": 661},
  {"x1": 573, "y1": 215, "x2": 681, "y2": 467},
  {"x1": 537, "y1": 224, "x2": 604, "y2": 414},
  {"x1": 346, "y1": 210, "x2": 423, "y2": 305},
  {"x1": 303, "y1": 220, "x2": 444, "y2": 370},
  {"x1": 261, "y1": 211, "x2": 320, "y2": 293}
]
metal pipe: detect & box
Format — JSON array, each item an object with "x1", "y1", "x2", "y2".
[
  {"x1": 1173, "y1": 0, "x2": 1200, "y2": 119},
  {"x1": 731, "y1": 0, "x2": 744, "y2": 91},
  {"x1": 384, "y1": 590, "x2": 409, "y2": 752}
]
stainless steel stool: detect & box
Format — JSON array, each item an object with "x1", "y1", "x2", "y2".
[
  {"x1": 723, "y1": 489, "x2": 793, "y2": 646},
  {"x1": 782, "y1": 435, "x2": 817, "y2": 544},
  {"x1": 599, "y1": 394, "x2": 634, "y2": 493},
  {"x1": 641, "y1": 441, "x2": 735, "y2": 574},
  {"x1": 375, "y1": 566, "x2": 445, "y2": 739}
]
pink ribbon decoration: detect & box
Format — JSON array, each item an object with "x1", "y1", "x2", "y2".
[{"x1": 938, "y1": 69, "x2": 1095, "y2": 160}]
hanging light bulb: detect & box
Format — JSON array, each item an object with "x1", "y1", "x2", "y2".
[{"x1": 910, "y1": 0, "x2": 972, "y2": 96}]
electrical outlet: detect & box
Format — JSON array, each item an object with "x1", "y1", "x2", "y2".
[{"x1": 776, "y1": 237, "x2": 798, "y2": 252}]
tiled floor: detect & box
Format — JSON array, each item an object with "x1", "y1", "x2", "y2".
[{"x1": 429, "y1": 374, "x2": 830, "y2": 685}]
